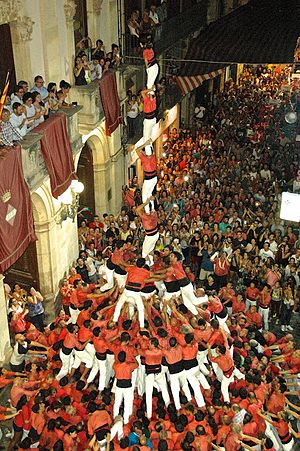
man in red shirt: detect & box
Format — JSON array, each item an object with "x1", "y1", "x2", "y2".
[
  {"x1": 113, "y1": 351, "x2": 138, "y2": 424},
  {"x1": 141, "y1": 87, "x2": 156, "y2": 143},
  {"x1": 133, "y1": 140, "x2": 157, "y2": 212},
  {"x1": 258, "y1": 285, "x2": 271, "y2": 331},
  {"x1": 169, "y1": 251, "x2": 207, "y2": 315},
  {"x1": 136, "y1": 198, "x2": 159, "y2": 262},
  {"x1": 143, "y1": 42, "x2": 159, "y2": 90},
  {"x1": 208, "y1": 329, "x2": 244, "y2": 402},
  {"x1": 100, "y1": 240, "x2": 128, "y2": 292},
  {"x1": 113, "y1": 258, "x2": 152, "y2": 328},
  {"x1": 143, "y1": 337, "x2": 170, "y2": 419}
]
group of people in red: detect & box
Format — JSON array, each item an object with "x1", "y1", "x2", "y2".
[{"x1": 2, "y1": 63, "x2": 300, "y2": 451}]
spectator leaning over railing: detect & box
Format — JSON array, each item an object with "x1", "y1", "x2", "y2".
[
  {"x1": 0, "y1": 108, "x2": 23, "y2": 146},
  {"x1": 10, "y1": 102, "x2": 27, "y2": 137}
]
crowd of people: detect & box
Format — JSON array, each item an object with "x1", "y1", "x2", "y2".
[
  {"x1": 0, "y1": 77, "x2": 74, "y2": 147},
  {"x1": 74, "y1": 39, "x2": 121, "y2": 85},
  {"x1": 2, "y1": 60, "x2": 300, "y2": 451}
]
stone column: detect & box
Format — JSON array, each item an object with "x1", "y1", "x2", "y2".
[
  {"x1": 10, "y1": 17, "x2": 35, "y2": 82},
  {"x1": 94, "y1": 162, "x2": 110, "y2": 214},
  {"x1": 0, "y1": 275, "x2": 12, "y2": 364}
]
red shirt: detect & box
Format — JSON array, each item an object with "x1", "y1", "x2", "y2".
[
  {"x1": 171, "y1": 261, "x2": 187, "y2": 280},
  {"x1": 125, "y1": 266, "x2": 150, "y2": 290},
  {"x1": 140, "y1": 153, "x2": 157, "y2": 174},
  {"x1": 141, "y1": 211, "x2": 158, "y2": 234},
  {"x1": 143, "y1": 95, "x2": 156, "y2": 113}
]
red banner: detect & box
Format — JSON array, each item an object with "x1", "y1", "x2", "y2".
[
  {"x1": 0, "y1": 146, "x2": 36, "y2": 272},
  {"x1": 35, "y1": 113, "x2": 77, "y2": 198},
  {"x1": 99, "y1": 71, "x2": 123, "y2": 136}
]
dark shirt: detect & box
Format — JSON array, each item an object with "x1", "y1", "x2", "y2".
[{"x1": 76, "y1": 265, "x2": 89, "y2": 283}]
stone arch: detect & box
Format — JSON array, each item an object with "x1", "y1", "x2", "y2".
[{"x1": 31, "y1": 185, "x2": 54, "y2": 224}]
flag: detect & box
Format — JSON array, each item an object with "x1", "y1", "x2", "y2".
[
  {"x1": 176, "y1": 68, "x2": 225, "y2": 96},
  {"x1": 0, "y1": 72, "x2": 10, "y2": 120}
]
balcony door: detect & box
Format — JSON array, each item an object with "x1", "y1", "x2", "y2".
[
  {"x1": 0, "y1": 24, "x2": 16, "y2": 93},
  {"x1": 77, "y1": 143, "x2": 96, "y2": 217},
  {"x1": 3, "y1": 242, "x2": 40, "y2": 292}
]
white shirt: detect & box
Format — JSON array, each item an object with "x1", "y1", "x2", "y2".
[
  {"x1": 149, "y1": 10, "x2": 159, "y2": 24},
  {"x1": 10, "y1": 341, "x2": 28, "y2": 366},
  {"x1": 11, "y1": 94, "x2": 23, "y2": 105},
  {"x1": 9, "y1": 113, "x2": 27, "y2": 137},
  {"x1": 90, "y1": 62, "x2": 102, "y2": 80},
  {"x1": 259, "y1": 248, "x2": 274, "y2": 261}
]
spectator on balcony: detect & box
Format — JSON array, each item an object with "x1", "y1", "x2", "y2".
[
  {"x1": 31, "y1": 75, "x2": 49, "y2": 103},
  {"x1": 81, "y1": 54, "x2": 92, "y2": 83},
  {"x1": 59, "y1": 80, "x2": 72, "y2": 108},
  {"x1": 92, "y1": 39, "x2": 106, "y2": 61},
  {"x1": 76, "y1": 34, "x2": 92, "y2": 59},
  {"x1": 128, "y1": 11, "x2": 140, "y2": 52},
  {"x1": 23, "y1": 92, "x2": 38, "y2": 131},
  {"x1": 90, "y1": 57, "x2": 102, "y2": 81},
  {"x1": 31, "y1": 92, "x2": 46, "y2": 127},
  {"x1": 0, "y1": 109, "x2": 23, "y2": 146},
  {"x1": 10, "y1": 86, "x2": 24, "y2": 105},
  {"x1": 4, "y1": 95, "x2": 12, "y2": 114},
  {"x1": 17, "y1": 80, "x2": 29, "y2": 94},
  {"x1": 10, "y1": 102, "x2": 28, "y2": 137},
  {"x1": 127, "y1": 94, "x2": 139, "y2": 138},
  {"x1": 74, "y1": 56, "x2": 88, "y2": 86},
  {"x1": 110, "y1": 44, "x2": 121, "y2": 68},
  {"x1": 149, "y1": 4, "x2": 160, "y2": 25},
  {"x1": 140, "y1": 10, "x2": 155, "y2": 43},
  {"x1": 47, "y1": 82, "x2": 60, "y2": 114},
  {"x1": 157, "y1": 1, "x2": 168, "y2": 23}
]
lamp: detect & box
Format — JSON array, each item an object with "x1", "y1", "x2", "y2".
[
  {"x1": 285, "y1": 111, "x2": 297, "y2": 124},
  {"x1": 56, "y1": 180, "x2": 85, "y2": 225}
]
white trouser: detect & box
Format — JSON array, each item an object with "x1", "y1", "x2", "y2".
[
  {"x1": 192, "y1": 294, "x2": 208, "y2": 306},
  {"x1": 97, "y1": 417, "x2": 124, "y2": 451},
  {"x1": 100, "y1": 266, "x2": 114, "y2": 292},
  {"x1": 142, "y1": 176, "x2": 157, "y2": 213},
  {"x1": 143, "y1": 117, "x2": 156, "y2": 141},
  {"x1": 113, "y1": 385, "x2": 133, "y2": 424},
  {"x1": 141, "y1": 289, "x2": 156, "y2": 300},
  {"x1": 137, "y1": 359, "x2": 146, "y2": 396},
  {"x1": 142, "y1": 232, "x2": 159, "y2": 259},
  {"x1": 197, "y1": 350, "x2": 209, "y2": 376},
  {"x1": 155, "y1": 281, "x2": 165, "y2": 297},
  {"x1": 169, "y1": 370, "x2": 191, "y2": 411},
  {"x1": 221, "y1": 367, "x2": 245, "y2": 403},
  {"x1": 258, "y1": 306, "x2": 269, "y2": 331},
  {"x1": 185, "y1": 366, "x2": 206, "y2": 407},
  {"x1": 113, "y1": 289, "x2": 145, "y2": 327},
  {"x1": 56, "y1": 350, "x2": 74, "y2": 380},
  {"x1": 163, "y1": 290, "x2": 180, "y2": 301},
  {"x1": 105, "y1": 353, "x2": 115, "y2": 387},
  {"x1": 146, "y1": 63, "x2": 159, "y2": 89},
  {"x1": 216, "y1": 313, "x2": 230, "y2": 334},
  {"x1": 115, "y1": 272, "x2": 127, "y2": 289},
  {"x1": 180, "y1": 283, "x2": 198, "y2": 315},
  {"x1": 246, "y1": 298, "x2": 257, "y2": 310},
  {"x1": 69, "y1": 306, "x2": 80, "y2": 324},
  {"x1": 72, "y1": 344, "x2": 95, "y2": 369},
  {"x1": 282, "y1": 438, "x2": 294, "y2": 451},
  {"x1": 86, "y1": 356, "x2": 107, "y2": 390},
  {"x1": 264, "y1": 422, "x2": 283, "y2": 451},
  {"x1": 145, "y1": 371, "x2": 170, "y2": 418}
]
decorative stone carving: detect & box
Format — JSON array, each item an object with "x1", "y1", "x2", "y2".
[
  {"x1": 14, "y1": 16, "x2": 35, "y2": 41},
  {"x1": 64, "y1": 0, "x2": 77, "y2": 23},
  {"x1": 0, "y1": 0, "x2": 34, "y2": 40},
  {"x1": 93, "y1": 0, "x2": 104, "y2": 15}
]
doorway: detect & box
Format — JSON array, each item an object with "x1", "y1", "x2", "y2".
[
  {"x1": 0, "y1": 24, "x2": 16, "y2": 93},
  {"x1": 77, "y1": 143, "x2": 96, "y2": 218},
  {"x1": 3, "y1": 242, "x2": 40, "y2": 292}
]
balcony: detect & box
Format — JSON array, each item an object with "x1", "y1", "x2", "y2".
[
  {"x1": 69, "y1": 82, "x2": 104, "y2": 134},
  {"x1": 21, "y1": 106, "x2": 82, "y2": 191}
]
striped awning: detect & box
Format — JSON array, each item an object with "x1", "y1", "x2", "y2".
[
  {"x1": 178, "y1": 0, "x2": 300, "y2": 81},
  {"x1": 176, "y1": 68, "x2": 225, "y2": 95}
]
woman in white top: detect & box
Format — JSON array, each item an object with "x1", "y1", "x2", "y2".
[
  {"x1": 31, "y1": 92, "x2": 46, "y2": 127},
  {"x1": 23, "y1": 92, "x2": 40, "y2": 131}
]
